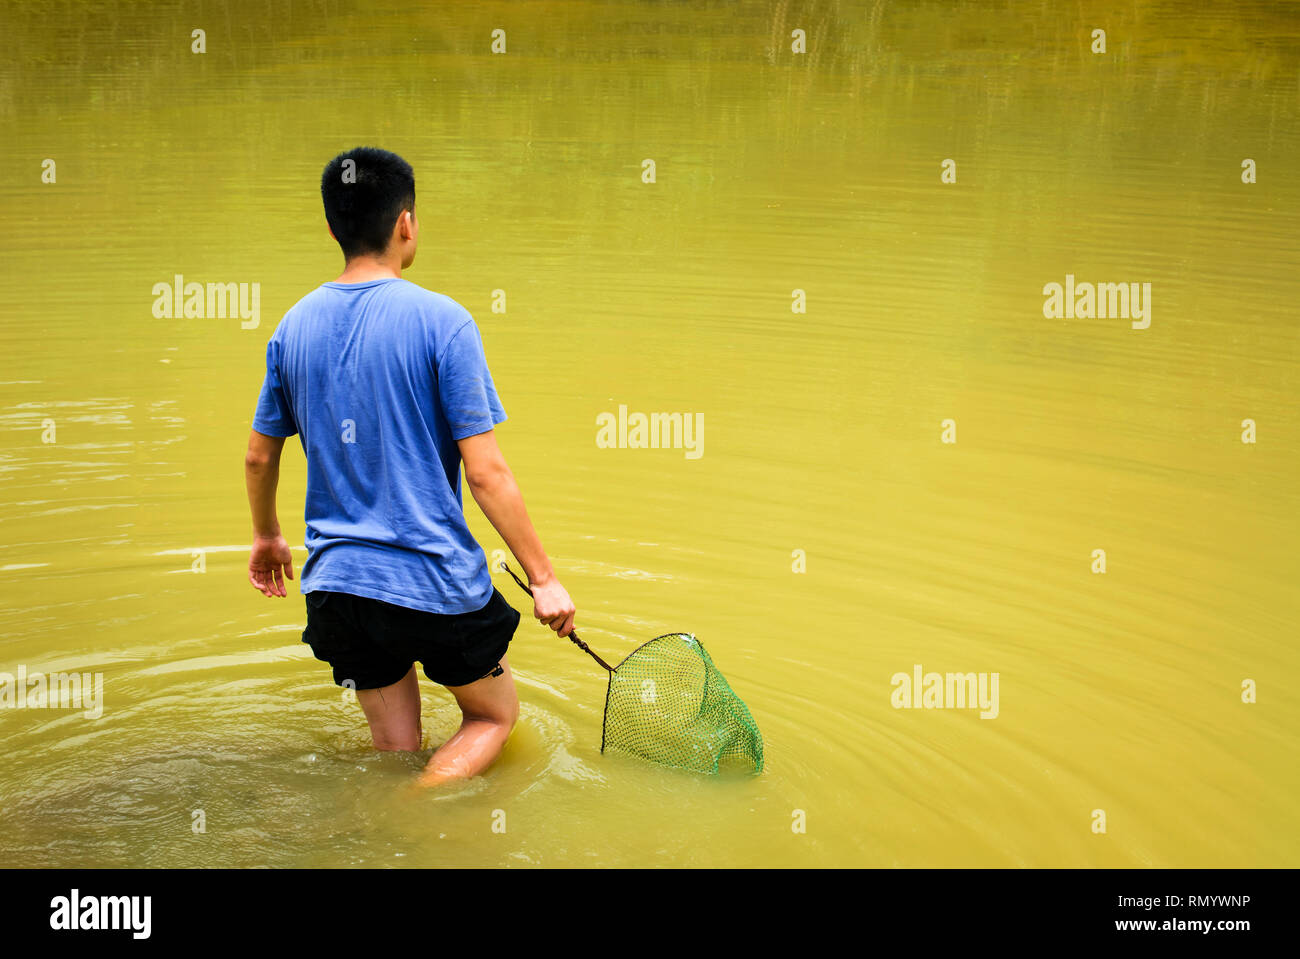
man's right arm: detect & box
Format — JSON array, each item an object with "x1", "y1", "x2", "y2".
[{"x1": 458, "y1": 429, "x2": 577, "y2": 637}]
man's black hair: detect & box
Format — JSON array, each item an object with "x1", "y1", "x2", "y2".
[{"x1": 320, "y1": 147, "x2": 416, "y2": 258}]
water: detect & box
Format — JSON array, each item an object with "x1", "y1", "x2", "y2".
[{"x1": 1, "y1": 0, "x2": 1297, "y2": 867}]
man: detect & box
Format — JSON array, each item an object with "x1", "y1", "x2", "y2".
[{"x1": 244, "y1": 146, "x2": 576, "y2": 788}]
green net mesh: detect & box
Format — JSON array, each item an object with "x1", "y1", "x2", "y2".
[{"x1": 600, "y1": 633, "x2": 763, "y2": 775}]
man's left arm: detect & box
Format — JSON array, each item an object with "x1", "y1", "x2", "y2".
[{"x1": 245, "y1": 428, "x2": 295, "y2": 597}]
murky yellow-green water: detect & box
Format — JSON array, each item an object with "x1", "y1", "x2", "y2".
[{"x1": 1, "y1": 0, "x2": 1297, "y2": 867}]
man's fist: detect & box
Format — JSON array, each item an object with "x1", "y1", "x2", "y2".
[{"x1": 530, "y1": 578, "x2": 576, "y2": 638}]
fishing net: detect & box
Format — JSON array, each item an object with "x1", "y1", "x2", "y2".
[
  {"x1": 601, "y1": 632, "x2": 763, "y2": 775},
  {"x1": 498, "y1": 563, "x2": 763, "y2": 776}
]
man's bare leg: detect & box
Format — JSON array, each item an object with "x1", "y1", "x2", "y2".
[
  {"x1": 416, "y1": 655, "x2": 519, "y2": 787},
  {"x1": 356, "y1": 665, "x2": 423, "y2": 751}
]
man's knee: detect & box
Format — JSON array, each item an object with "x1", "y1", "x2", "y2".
[
  {"x1": 474, "y1": 694, "x2": 518, "y2": 731},
  {"x1": 500, "y1": 693, "x2": 520, "y2": 731},
  {"x1": 464, "y1": 687, "x2": 518, "y2": 731}
]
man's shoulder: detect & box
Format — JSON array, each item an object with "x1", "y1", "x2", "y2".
[
  {"x1": 385, "y1": 282, "x2": 480, "y2": 355},
  {"x1": 273, "y1": 285, "x2": 331, "y2": 331},
  {"x1": 391, "y1": 280, "x2": 473, "y2": 326}
]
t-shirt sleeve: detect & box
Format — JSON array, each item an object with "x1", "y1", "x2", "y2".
[
  {"x1": 437, "y1": 317, "x2": 508, "y2": 440},
  {"x1": 251, "y1": 335, "x2": 299, "y2": 437}
]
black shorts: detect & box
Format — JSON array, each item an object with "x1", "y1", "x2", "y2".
[{"x1": 301, "y1": 586, "x2": 521, "y2": 690}]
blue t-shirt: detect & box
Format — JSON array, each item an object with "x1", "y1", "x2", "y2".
[{"x1": 251, "y1": 277, "x2": 506, "y2": 614}]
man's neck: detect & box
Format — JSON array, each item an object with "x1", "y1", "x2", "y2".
[{"x1": 334, "y1": 255, "x2": 402, "y2": 284}]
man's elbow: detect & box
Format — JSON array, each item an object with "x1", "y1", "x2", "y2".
[
  {"x1": 465, "y1": 462, "x2": 511, "y2": 495},
  {"x1": 244, "y1": 450, "x2": 274, "y2": 472}
]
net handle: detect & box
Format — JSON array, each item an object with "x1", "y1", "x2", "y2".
[{"x1": 499, "y1": 562, "x2": 615, "y2": 673}]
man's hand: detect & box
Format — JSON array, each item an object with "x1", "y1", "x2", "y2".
[
  {"x1": 249, "y1": 534, "x2": 295, "y2": 597},
  {"x1": 530, "y1": 576, "x2": 576, "y2": 638},
  {"x1": 245, "y1": 429, "x2": 291, "y2": 598}
]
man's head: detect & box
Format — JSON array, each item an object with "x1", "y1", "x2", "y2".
[{"x1": 321, "y1": 147, "x2": 417, "y2": 267}]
